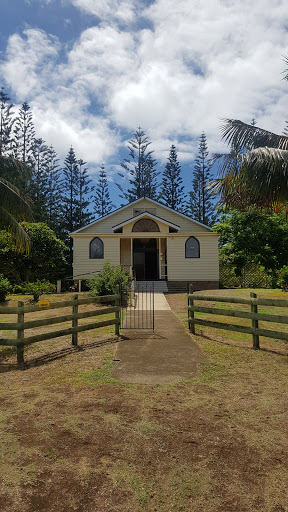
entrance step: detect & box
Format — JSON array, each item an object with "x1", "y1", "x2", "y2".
[
  {"x1": 166, "y1": 281, "x2": 189, "y2": 294},
  {"x1": 136, "y1": 280, "x2": 168, "y2": 293}
]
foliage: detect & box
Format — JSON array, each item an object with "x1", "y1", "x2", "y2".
[
  {"x1": 0, "y1": 223, "x2": 67, "y2": 283},
  {"x1": 219, "y1": 261, "x2": 271, "y2": 289},
  {"x1": 160, "y1": 144, "x2": 185, "y2": 212},
  {"x1": 45, "y1": 146, "x2": 62, "y2": 234},
  {"x1": 210, "y1": 59, "x2": 288, "y2": 211},
  {"x1": 0, "y1": 87, "x2": 14, "y2": 157},
  {"x1": 0, "y1": 156, "x2": 32, "y2": 252},
  {"x1": 94, "y1": 164, "x2": 114, "y2": 218},
  {"x1": 117, "y1": 127, "x2": 159, "y2": 202},
  {"x1": 23, "y1": 280, "x2": 56, "y2": 302},
  {"x1": 60, "y1": 147, "x2": 94, "y2": 269},
  {"x1": 0, "y1": 273, "x2": 11, "y2": 302},
  {"x1": 12, "y1": 102, "x2": 35, "y2": 165},
  {"x1": 189, "y1": 133, "x2": 217, "y2": 226},
  {"x1": 214, "y1": 209, "x2": 288, "y2": 279},
  {"x1": 276, "y1": 266, "x2": 288, "y2": 291},
  {"x1": 29, "y1": 138, "x2": 50, "y2": 222},
  {"x1": 87, "y1": 260, "x2": 131, "y2": 297}
]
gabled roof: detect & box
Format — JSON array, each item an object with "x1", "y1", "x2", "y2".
[
  {"x1": 112, "y1": 211, "x2": 180, "y2": 230},
  {"x1": 70, "y1": 197, "x2": 212, "y2": 234}
]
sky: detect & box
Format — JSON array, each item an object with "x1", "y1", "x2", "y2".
[{"x1": 1, "y1": 0, "x2": 288, "y2": 205}]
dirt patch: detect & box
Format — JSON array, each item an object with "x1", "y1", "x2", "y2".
[{"x1": 0, "y1": 291, "x2": 288, "y2": 511}]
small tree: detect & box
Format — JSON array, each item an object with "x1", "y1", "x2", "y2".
[
  {"x1": 0, "y1": 223, "x2": 68, "y2": 283},
  {"x1": 94, "y1": 164, "x2": 114, "y2": 218},
  {"x1": 214, "y1": 209, "x2": 288, "y2": 279},
  {"x1": 160, "y1": 144, "x2": 185, "y2": 211}
]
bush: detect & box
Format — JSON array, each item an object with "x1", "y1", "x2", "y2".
[
  {"x1": 277, "y1": 266, "x2": 288, "y2": 291},
  {"x1": 23, "y1": 280, "x2": 56, "y2": 302},
  {"x1": 87, "y1": 260, "x2": 131, "y2": 298},
  {"x1": 0, "y1": 274, "x2": 11, "y2": 302}
]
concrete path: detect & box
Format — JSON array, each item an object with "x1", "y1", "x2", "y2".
[
  {"x1": 133, "y1": 291, "x2": 171, "y2": 311},
  {"x1": 111, "y1": 293, "x2": 207, "y2": 384}
]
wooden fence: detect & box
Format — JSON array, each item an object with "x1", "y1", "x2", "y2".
[
  {"x1": 0, "y1": 288, "x2": 121, "y2": 366},
  {"x1": 188, "y1": 285, "x2": 288, "y2": 349}
]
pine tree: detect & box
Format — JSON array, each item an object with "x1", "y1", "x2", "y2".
[
  {"x1": 45, "y1": 146, "x2": 62, "y2": 235},
  {"x1": 117, "y1": 127, "x2": 159, "y2": 202},
  {"x1": 94, "y1": 164, "x2": 114, "y2": 218},
  {"x1": 189, "y1": 133, "x2": 217, "y2": 226},
  {"x1": 29, "y1": 138, "x2": 50, "y2": 222},
  {"x1": 160, "y1": 144, "x2": 185, "y2": 211},
  {"x1": 78, "y1": 158, "x2": 94, "y2": 228},
  {"x1": 0, "y1": 87, "x2": 14, "y2": 157},
  {"x1": 60, "y1": 148, "x2": 93, "y2": 268},
  {"x1": 12, "y1": 102, "x2": 35, "y2": 165}
]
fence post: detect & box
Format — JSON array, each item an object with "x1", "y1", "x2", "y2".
[
  {"x1": 17, "y1": 301, "x2": 25, "y2": 367},
  {"x1": 115, "y1": 285, "x2": 120, "y2": 336},
  {"x1": 57, "y1": 280, "x2": 61, "y2": 293},
  {"x1": 188, "y1": 284, "x2": 195, "y2": 334},
  {"x1": 250, "y1": 292, "x2": 260, "y2": 350},
  {"x1": 72, "y1": 294, "x2": 78, "y2": 346}
]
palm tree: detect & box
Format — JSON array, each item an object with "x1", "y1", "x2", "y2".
[
  {"x1": 0, "y1": 156, "x2": 32, "y2": 252},
  {"x1": 211, "y1": 57, "x2": 288, "y2": 210},
  {"x1": 210, "y1": 118, "x2": 288, "y2": 211}
]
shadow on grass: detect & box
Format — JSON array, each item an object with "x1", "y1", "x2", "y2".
[
  {"x1": 194, "y1": 332, "x2": 288, "y2": 357},
  {"x1": 0, "y1": 335, "x2": 123, "y2": 373}
]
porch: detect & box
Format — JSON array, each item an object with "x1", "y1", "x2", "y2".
[{"x1": 120, "y1": 237, "x2": 167, "y2": 281}]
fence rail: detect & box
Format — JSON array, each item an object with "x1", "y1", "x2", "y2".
[
  {"x1": 0, "y1": 289, "x2": 120, "y2": 366},
  {"x1": 187, "y1": 285, "x2": 288, "y2": 349}
]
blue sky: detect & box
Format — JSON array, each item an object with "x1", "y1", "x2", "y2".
[{"x1": 1, "y1": 0, "x2": 288, "y2": 206}]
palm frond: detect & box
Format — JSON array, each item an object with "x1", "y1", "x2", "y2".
[
  {"x1": 0, "y1": 207, "x2": 30, "y2": 253},
  {"x1": 241, "y1": 147, "x2": 288, "y2": 204},
  {"x1": 221, "y1": 119, "x2": 288, "y2": 151},
  {"x1": 209, "y1": 147, "x2": 288, "y2": 211},
  {"x1": 0, "y1": 178, "x2": 32, "y2": 219}
]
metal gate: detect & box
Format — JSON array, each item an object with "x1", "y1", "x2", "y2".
[{"x1": 121, "y1": 281, "x2": 154, "y2": 329}]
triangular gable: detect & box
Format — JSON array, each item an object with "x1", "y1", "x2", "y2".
[
  {"x1": 112, "y1": 211, "x2": 180, "y2": 231},
  {"x1": 70, "y1": 197, "x2": 212, "y2": 234}
]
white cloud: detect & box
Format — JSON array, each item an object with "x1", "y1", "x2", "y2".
[
  {"x1": 1, "y1": 0, "x2": 288, "y2": 172},
  {"x1": 0, "y1": 29, "x2": 59, "y2": 100},
  {"x1": 70, "y1": 0, "x2": 136, "y2": 22}
]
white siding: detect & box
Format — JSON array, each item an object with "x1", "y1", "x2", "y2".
[
  {"x1": 74, "y1": 198, "x2": 211, "y2": 234},
  {"x1": 167, "y1": 236, "x2": 219, "y2": 281},
  {"x1": 120, "y1": 239, "x2": 131, "y2": 265},
  {"x1": 73, "y1": 237, "x2": 120, "y2": 278}
]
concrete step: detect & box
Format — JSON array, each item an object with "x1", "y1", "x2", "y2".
[
  {"x1": 166, "y1": 281, "x2": 189, "y2": 294},
  {"x1": 135, "y1": 280, "x2": 168, "y2": 293}
]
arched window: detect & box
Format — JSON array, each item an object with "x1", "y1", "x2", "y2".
[
  {"x1": 185, "y1": 236, "x2": 200, "y2": 258},
  {"x1": 132, "y1": 218, "x2": 160, "y2": 232},
  {"x1": 89, "y1": 237, "x2": 104, "y2": 259}
]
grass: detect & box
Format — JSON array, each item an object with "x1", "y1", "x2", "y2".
[{"x1": 0, "y1": 289, "x2": 287, "y2": 511}]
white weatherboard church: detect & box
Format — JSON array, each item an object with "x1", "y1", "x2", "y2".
[{"x1": 70, "y1": 197, "x2": 219, "y2": 291}]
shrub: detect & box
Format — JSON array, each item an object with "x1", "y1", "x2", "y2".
[
  {"x1": 24, "y1": 280, "x2": 56, "y2": 302},
  {"x1": 0, "y1": 274, "x2": 11, "y2": 302},
  {"x1": 13, "y1": 284, "x2": 25, "y2": 294},
  {"x1": 277, "y1": 266, "x2": 288, "y2": 291},
  {"x1": 87, "y1": 260, "x2": 131, "y2": 298}
]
